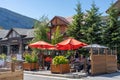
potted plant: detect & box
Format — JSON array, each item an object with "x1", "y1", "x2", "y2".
[
  {"x1": 23, "y1": 51, "x2": 39, "y2": 71},
  {"x1": 0, "y1": 53, "x2": 7, "y2": 60},
  {"x1": 51, "y1": 56, "x2": 70, "y2": 74}
]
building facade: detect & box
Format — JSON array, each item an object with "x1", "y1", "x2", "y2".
[
  {"x1": 0, "y1": 28, "x2": 34, "y2": 55},
  {"x1": 48, "y1": 16, "x2": 73, "y2": 40}
]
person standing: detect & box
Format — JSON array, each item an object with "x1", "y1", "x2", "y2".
[{"x1": 45, "y1": 56, "x2": 52, "y2": 70}]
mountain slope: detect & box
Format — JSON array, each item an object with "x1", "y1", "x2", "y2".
[{"x1": 0, "y1": 7, "x2": 35, "y2": 29}]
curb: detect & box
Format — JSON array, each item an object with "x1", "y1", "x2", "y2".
[{"x1": 24, "y1": 71, "x2": 87, "y2": 78}]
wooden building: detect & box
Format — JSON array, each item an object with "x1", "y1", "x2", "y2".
[
  {"x1": 107, "y1": 0, "x2": 120, "y2": 15},
  {"x1": 48, "y1": 16, "x2": 73, "y2": 40},
  {"x1": 0, "y1": 28, "x2": 34, "y2": 55}
]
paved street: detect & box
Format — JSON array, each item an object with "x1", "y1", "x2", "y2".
[
  {"x1": 84, "y1": 72, "x2": 120, "y2": 80},
  {"x1": 24, "y1": 71, "x2": 120, "y2": 80}
]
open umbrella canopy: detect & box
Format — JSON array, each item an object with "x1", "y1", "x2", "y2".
[
  {"x1": 56, "y1": 38, "x2": 87, "y2": 50},
  {"x1": 29, "y1": 41, "x2": 54, "y2": 49},
  {"x1": 83, "y1": 44, "x2": 108, "y2": 49}
]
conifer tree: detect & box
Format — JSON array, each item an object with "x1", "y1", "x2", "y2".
[
  {"x1": 81, "y1": 2, "x2": 102, "y2": 44},
  {"x1": 104, "y1": 3, "x2": 120, "y2": 48},
  {"x1": 104, "y1": 3, "x2": 120, "y2": 63},
  {"x1": 67, "y1": 2, "x2": 84, "y2": 40}
]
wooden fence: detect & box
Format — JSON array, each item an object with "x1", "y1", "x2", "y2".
[
  {"x1": 0, "y1": 70, "x2": 23, "y2": 80},
  {"x1": 91, "y1": 49, "x2": 117, "y2": 75},
  {"x1": 0, "y1": 62, "x2": 23, "y2": 80}
]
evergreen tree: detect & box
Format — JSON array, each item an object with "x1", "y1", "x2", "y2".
[
  {"x1": 51, "y1": 26, "x2": 63, "y2": 45},
  {"x1": 104, "y1": 3, "x2": 120, "y2": 48},
  {"x1": 81, "y1": 2, "x2": 102, "y2": 44},
  {"x1": 67, "y1": 2, "x2": 84, "y2": 40},
  {"x1": 104, "y1": 3, "x2": 120, "y2": 63},
  {"x1": 31, "y1": 16, "x2": 49, "y2": 43}
]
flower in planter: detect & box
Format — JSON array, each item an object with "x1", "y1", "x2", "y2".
[{"x1": 52, "y1": 56, "x2": 68, "y2": 65}]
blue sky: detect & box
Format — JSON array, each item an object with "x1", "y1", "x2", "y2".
[{"x1": 0, "y1": 0, "x2": 117, "y2": 20}]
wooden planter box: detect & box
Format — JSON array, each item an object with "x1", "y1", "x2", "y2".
[
  {"x1": 23, "y1": 62, "x2": 39, "y2": 71},
  {"x1": 51, "y1": 64, "x2": 70, "y2": 74},
  {"x1": 0, "y1": 70, "x2": 23, "y2": 80}
]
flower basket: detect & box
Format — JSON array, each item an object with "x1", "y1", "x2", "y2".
[{"x1": 51, "y1": 56, "x2": 70, "y2": 74}]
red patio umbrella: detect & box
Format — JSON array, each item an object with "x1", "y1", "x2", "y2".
[
  {"x1": 56, "y1": 38, "x2": 87, "y2": 50},
  {"x1": 29, "y1": 41, "x2": 54, "y2": 49}
]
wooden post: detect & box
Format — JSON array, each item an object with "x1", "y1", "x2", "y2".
[
  {"x1": 105, "y1": 48, "x2": 107, "y2": 73},
  {"x1": 111, "y1": 49, "x2": 112, "y2": 55},
  {"x1": 11, "y1": 62, "x2": 15, "y2": 72},
  {"x1": 98, "y1": 48, "x2": 100, "y2": 55},
  {"x1": 7, "y1": 44, "x2": 10, "y2": 55},
  {"x1": 90, "y1": 48, "x2": 94, "y2": 75}
]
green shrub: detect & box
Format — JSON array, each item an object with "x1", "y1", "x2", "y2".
[
  {"x1": 52, "y1": 56, "x2": 68, "y2": 65},
  {"x1": 24, "y1": 53, "x2": 32, "y2": 63},
  {"x1": 24, "y1": 51, "x2": 38, "y2": 63},
  {"x1": 31, "y1": 51, "x2": 38, "y2": 63},
  {"x1": 0, "y1": 53, "x2": 7, "y2": 60}
]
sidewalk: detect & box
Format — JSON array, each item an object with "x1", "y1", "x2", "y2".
[
  {"x1": 24, "y1": 70, "x2": 87, "y2": 78},
  {"x1": 85, "y1": 71, "x2": 120, "y2": 80},
  {"x1": 24, "y1": 70, "x2": 120, "y2": 80}
]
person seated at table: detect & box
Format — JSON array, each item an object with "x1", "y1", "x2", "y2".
[
  {"x1": 74, "y1": 52, "x2": 80, "y2": 62},
  {"x1": 74, "y1": 61, "x2": 85, "y2": 72},
  {"x1": 70, "y1": 56, "x2": 75, "y2": 64},
  {"x1": 86, "y1": 59, "x2": 91, "y2": 74},
  {"x1": 79, "y1": 55, "x2": 86, "y2": 71}
]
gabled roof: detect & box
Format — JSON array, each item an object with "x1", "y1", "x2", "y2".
[
  {"x1": 5, "y1": 28, "x2": 34, "y2": 38},
  {"x1": 106, "y1": 0, "x2": 120, "y2": 13},
  {"x1": 64, "y1": 16, "x2": 73, "y2": 23},
  {"x1": 0, "y1": 29, "x2": 9, "y2": 39},
  {"x1": 50, "y1": 16, "x2": 73, "y2": 25},
  {"x1": 55, "y1": 16, "x2": 70, "y2": 24},
  {"x1": 13, "y1": 28, "x2": 30, "y2": 36},
  {"x1": 25, "y1": 29, "x2": 34, "y2": 38}
]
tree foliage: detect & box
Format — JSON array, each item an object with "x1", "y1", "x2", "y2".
[
  {"x1": 104, "y1": 3, "x2": 120, "y2": 48},
  {"x1": 67, "y1": 2, "x2": 84, "y2": 41},
  {"x1": 31, "y1": 16, "x2": 49, "y2": 43},
  {"x1": 81, "y1": 2, "x2": 102, "y2": 44},
  {"x1": 51, "y1": 26, "x2": 63, "y2": 45}
]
